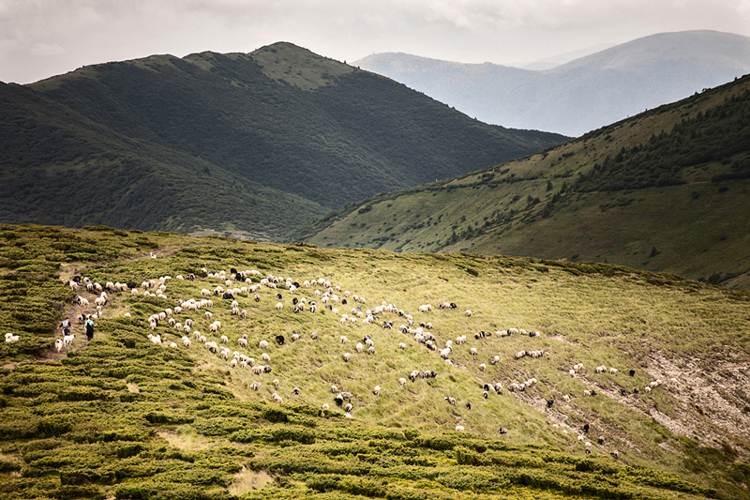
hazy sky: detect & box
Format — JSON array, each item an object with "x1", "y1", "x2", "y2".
[{"x1": 2, "y1": 0, "x2": 750, "y2": 84}]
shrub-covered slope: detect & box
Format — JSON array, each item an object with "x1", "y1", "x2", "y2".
[
  {"x1": 0, "y1": 82, "x2": 329, "y2": 241},
  {"x1": 295, "y1": 73, "x2": 750, "y2": 288},
  {"x1": 20, "y1": 42, "x2": 564, "y2": 215},
  {"x1": 1, "y1": 224, "x2": 749, "y2": 499}
]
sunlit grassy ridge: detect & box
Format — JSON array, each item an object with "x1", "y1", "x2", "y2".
[
  {"x1": 295, "y1": 74, "x2": 750, "y2": 288},
  {"x1": 0, "y1": 224, "x2": 748, "y2": 499}
]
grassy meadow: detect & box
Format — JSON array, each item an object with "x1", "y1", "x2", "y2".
[{"x1": 0, "y1": 224, "x2": 749, "y2": 499}]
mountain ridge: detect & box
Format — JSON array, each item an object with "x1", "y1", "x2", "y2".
[
  {"x1": 0, "y1": 42, "x2": 565, "y2": 240},
  {"x1": 293, "y1": 72, "x2": 750, "y2": 288},
  {"x1": 354, "y1": 30, "x2": 750, "y2": 136}
]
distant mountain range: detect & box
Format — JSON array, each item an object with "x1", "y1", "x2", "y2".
[
  {"x1": 0, "y1": 42, "x2": 565, "y2": 240},
  {"x1": 294, "y1": 73, "x2": 750, "y2": 288},
  {"x1": 355, "y1": 30, "x2": 750, "y2": 136}
]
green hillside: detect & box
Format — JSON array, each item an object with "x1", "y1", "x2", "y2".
[
  {"x1": 14, "y1": 42, "x2": 563, "y2": 220},
  {"x1": 0, "y1": 82, "x2": 329, "y2": 241},
  {"x1": 294, "y1": 74, "x2": 750, "y2": 288},
  {"x1": 1, "y1": 224, "x2": 749, "y2": 499}
]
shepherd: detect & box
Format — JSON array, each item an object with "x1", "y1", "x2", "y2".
[{"x1": 84, "y1": 316, "x2": 96, "y2": 341}]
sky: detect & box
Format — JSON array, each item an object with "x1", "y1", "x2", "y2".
[{"x1": 1, "y1": 0, "x2": 750, "y2": 84}]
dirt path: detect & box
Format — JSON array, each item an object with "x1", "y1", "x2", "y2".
[{"x1": 3, "y1": 247, "x2": 181, "y2": 370}]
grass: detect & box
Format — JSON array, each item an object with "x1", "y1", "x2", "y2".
[{"x1": 0, "y1": 224, "x2": 748, "y2": 499}]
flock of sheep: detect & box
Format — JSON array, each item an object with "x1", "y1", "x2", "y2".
[{"x1": 52, "y1": 259, "x2": 677, "y2": 456}]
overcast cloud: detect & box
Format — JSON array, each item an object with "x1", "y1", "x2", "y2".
[{"x1": 1, "y1": 0, "x2": 749, "y2": 83}]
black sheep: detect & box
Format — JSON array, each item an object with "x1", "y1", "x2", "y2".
[{"x1": 275, "y1": 335, "x2": 285, "y2": 345}]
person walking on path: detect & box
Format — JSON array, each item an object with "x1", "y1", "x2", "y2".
[
  {"x1": 84, "y1": 316, "x2": 96, "y2": 341},
  {"x1": 60, "y1": 317, "x2": 71, "y2": 337}
]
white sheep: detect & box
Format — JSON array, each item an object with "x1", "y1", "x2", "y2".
[
  {"x1": 398, "y1": 378, "x2": 407, "y2": 386},
  {"x1": 261, "y1": 353, "x2": 271, "y2": 362},
  {"x1": 373, "y1": 385, "x2": 381, "y2": 396},
  {"x1": 343, "y1": 352, "x2": 351, "y2": 362},
  {"x1": 259, "y1": 340, "x2": 268, "y2": 349},
  {"x1": 455, "y1": 425, "x2": 465, "y2": 432}
]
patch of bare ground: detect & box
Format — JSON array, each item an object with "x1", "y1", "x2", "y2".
[
  {"x1": 229, "y1": 467, "x2": 273, "y2": 495},
  {"x1": 644, "y1": 353, "x2": 750, "y2": 455}
]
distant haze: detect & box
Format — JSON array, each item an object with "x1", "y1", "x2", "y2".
[{"x1": 355, "y1": 30, "x2": 750, "y2": 136}]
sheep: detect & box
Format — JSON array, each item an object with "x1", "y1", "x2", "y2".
[
  {"x1": 515, "y1": 350, "x2": 527, "y2": 359},
  {"x1": 583, "y1": 390, "x2": 592, "y2": 397},
  {"x1": 291, "y1": 333, "x2": 300, "y2": 342},
  {"x1": 182, "y1": 337, "x2": 191, "y2": 348},
  {"x1": 465, "y1": 310, "x2": 472, "y2": 317},
  {"x1": 373, "y1": 385, "x2": 381, "y2": 396},
  {"x1": 470, "y1": 347, "x2": 478, "y2": 356},
  {"x1": 595, "y1": 365, "x2": 607, "y2": 374},
  {"x1": 562, "y1": 394, "x2": 570, "y2": 403},
  {"x1": 340, "y1": 335, "x2": 348, "y2": 344},
  {"x1": 398, "y1": 342, "x2": 407, "y2": 350},
  {"x1": 330, "y1": 385, "x2": 338, "y2": 393},
  {"x1": 343, "y1": 352, "x2": 351, "y2": 362},
  {"x1": 490, "y1": 355, "x2": 500, "y2": 365},
  {"x1": 455, "y1": 425, "x2": 465, "y2": 432},
  {"x1": 609, "y1": 367, "x2": 618, "y2": 375},
  {"x1": 276, "y1": 302, "x2": 283, "y2": 311},
  {"x1": 220, "y1": 335, "x2": 229, "y2": 344},
  {"x1": 259, "y1": 340, "x2": 268, "y2": 349},
  {"x1": 63, "y1": 334, "x2": 76, "y2": 346},
  {"x1": 261, "y1": 353, "x2": 271, "y2": 362},
  {"x1": 398, "y1": 377, "x2": 407, "y2": 386},
  {"x1": 250, "y1": 382, "x2": 262, "y2": 391},
  {"x1": 238, "y1": 337, "x2": 248, "y2": 348},
  {"x1": 444, "y1": 396, "x2": 456, "y2": 406},
  {"x1": 344, "y1": 403, "x2": 353, "y2": 412}
]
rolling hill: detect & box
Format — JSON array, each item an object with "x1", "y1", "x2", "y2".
[
  {"x1": 0, "y1": 224, "x2": 748, "y2": 499},
  {"x1": 293, "y1": 73, "x2": 750, "y2": 288},
  {"x1": 0, "y1": 42, "x2": 564, "y2": 241},
  {"x1": 355, "y1": 30, "x2": 750, "y2": 136}
]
